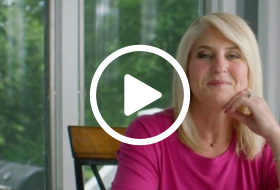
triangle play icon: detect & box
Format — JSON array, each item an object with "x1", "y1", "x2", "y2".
[{"x1": 124, "y1": 74, "x2": 162, "y2": 116}]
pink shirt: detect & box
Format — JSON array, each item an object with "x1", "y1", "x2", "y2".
[{"x1": 111, "y1": 109, "x2": 279, "y2": 190}]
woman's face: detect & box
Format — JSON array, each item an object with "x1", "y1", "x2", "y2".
[{"x1": 188, "y1": 28, "x2": 248, "y2": 108}]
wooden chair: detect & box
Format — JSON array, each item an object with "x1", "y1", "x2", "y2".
[{"x1": 68, "y1": 126, "x2": 126, "y2": 190}]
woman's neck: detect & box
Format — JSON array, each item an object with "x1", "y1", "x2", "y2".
[{"x1": 190, "y1": 101, "x2": 233, "y2": 143}]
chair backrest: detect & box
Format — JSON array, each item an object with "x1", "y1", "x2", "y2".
[{"x1": 68, "y1": 126, "x2": 126, "y2": 159}]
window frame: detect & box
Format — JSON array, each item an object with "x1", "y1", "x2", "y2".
[{"x1": 49, "y1": 0, "x2": 82, "y2": 189}]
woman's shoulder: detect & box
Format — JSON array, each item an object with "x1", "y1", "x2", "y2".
[{"x1": 125, "y1": 108, "x2": 174, "y2": 139}]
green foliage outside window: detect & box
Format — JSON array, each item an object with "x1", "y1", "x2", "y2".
[
  {"x1": 0, "y1": 0, "x2": 45, "y2": 165},
  {"x1": 84, "y1": 0, "x2": 198, "y2": 127}
]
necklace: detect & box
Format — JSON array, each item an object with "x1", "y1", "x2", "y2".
[{"x1": 204, "y1": 136, "x2": 229, "y2": 147}]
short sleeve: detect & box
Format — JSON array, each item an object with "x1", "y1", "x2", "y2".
[
  {"x1": 111, "y1": 116, "x2": 161, "y2": 190},
  {"x1": 262, "y1": 143, "x2": 279, "y2": 190}
]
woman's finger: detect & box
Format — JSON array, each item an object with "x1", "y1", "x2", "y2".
[
  {"x1": 225, "y1": 89, "x2": 255, "y2": 112},
  {"x1": 228, "y1": 110, "x2": 251, "y2": 126}
]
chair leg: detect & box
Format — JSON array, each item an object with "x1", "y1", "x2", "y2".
[
  {"x1": 74, "y1": 160, "x2": 84, "y2": 190},
  {"x1": 91, "y1": 165, "x2": 106, "y2": 190}
]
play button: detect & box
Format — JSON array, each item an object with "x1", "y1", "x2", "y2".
[
  {"x1": 124, "y1": 74, "x2": 162, "y2": 116},
  {"x1": 90, "y1": 45, "x2": 190, "y2": 145}
]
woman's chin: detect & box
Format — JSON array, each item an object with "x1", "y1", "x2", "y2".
[
  {"x1": 205, "y1": 96, "x2": 232, "y2": 109},
  {"x1": 191, "y1": 93, "x2": 234, "y2": 109}
]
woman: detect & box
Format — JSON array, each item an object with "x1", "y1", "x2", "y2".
[{"x1": 111, "y1": 12, "x2": 280, "y2": 190}]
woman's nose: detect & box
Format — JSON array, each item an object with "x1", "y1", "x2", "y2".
[{"x1": 210, "y1": 55, "x2": 228, "y2": 74}]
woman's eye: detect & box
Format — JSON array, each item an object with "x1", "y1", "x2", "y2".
[
  {"x1": 227, "y1": 54, "x2": 239, "y2": 59},
  {"x1": 198, "y1": 53, "x2": 211, "y2": 59}
]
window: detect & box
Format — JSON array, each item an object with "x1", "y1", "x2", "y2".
[
  {"x1": 0, "y1": 0, "x2": 47, "y2": 188},
  {"x1": 84, "y1": 0, "x2": 199, "y2": 127}
]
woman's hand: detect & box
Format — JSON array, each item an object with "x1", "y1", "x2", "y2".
[{"x1": 224, "y1": 88, "x2": 280, "y2": 141}]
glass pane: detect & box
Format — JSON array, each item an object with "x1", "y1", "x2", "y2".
[
  {"x1": 0, "y1": 0, "x2": 46, "y2": 189},
  {"x1": 85, "y1": 0, "x2": 199, "y2": 128}
]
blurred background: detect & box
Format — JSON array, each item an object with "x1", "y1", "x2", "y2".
[{"x1": 0, "y1": 0, "x2": 279, "y2": 189}]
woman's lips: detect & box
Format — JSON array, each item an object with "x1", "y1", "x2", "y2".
[{"x1": 207, "y1": 80, "x2": 230, "y2": 86}]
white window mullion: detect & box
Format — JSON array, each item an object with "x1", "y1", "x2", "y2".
[
  {"x1": 50, "y1": 0, "x2": 79, "y2": 189},
  {"x1": 49, "y1": 0, "x2": 63, "y2": 189},
  {"x1": 203, "y1": 0, "x2": 237, "y2": 14},
  {"x1": 219, "y1": 0, "x2": 236, "y2": 14},
  {"x1": 61, "y1": 0, "x2": 80, "y2": 189},
  {"x1": 79, "y1": 0, "x2": 85, "y2": 126}
]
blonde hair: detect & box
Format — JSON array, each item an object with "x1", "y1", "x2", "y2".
[{"x1": 173, "y1": 12, "x2": 265, "y2": 159}]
